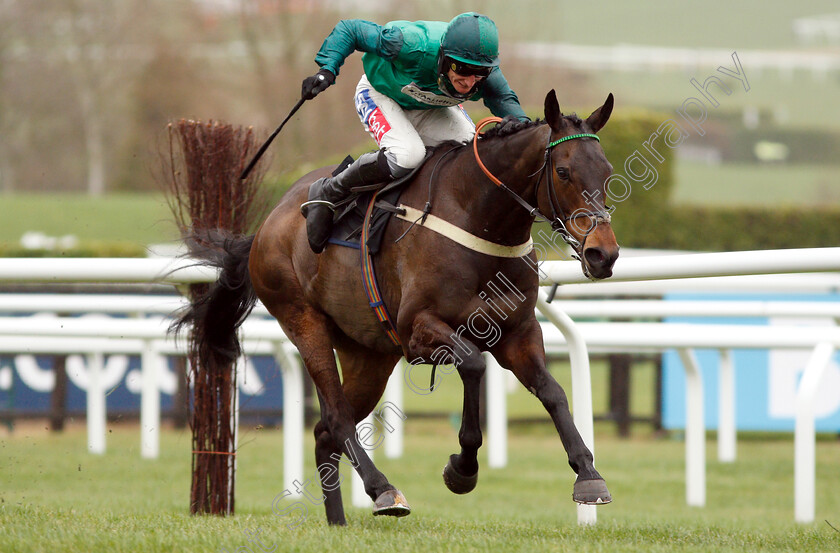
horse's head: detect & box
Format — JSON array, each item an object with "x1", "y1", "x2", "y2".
[{"x1": 540, "y1": 90, "x2": 619, "y2": 280}]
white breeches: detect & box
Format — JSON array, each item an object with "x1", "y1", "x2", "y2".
[{"x1": 354, "y1": 75, "x2": 476, "y2": 176}]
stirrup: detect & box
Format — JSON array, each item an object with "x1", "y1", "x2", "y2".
[{"x1": 300, "y1": 199, "x2": 337, "y2": 216}]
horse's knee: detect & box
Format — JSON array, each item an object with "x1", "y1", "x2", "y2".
[
  {"x1": 455, "y1": 347, "x2": 486, "y2": 383},
  {"x1": 322, "y1": 409, "x2": 360, "y2": 448},
  {"x1": 314, "y1": 421, "x2": 338, "y2": 459},
  {"x1": 313, "y1": 419, "x2": 327, "y2": 439},
  {"x1": 527, "y1": 378, "x2": 569, "y2": 415}
]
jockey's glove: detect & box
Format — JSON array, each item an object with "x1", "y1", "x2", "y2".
[
  {"x1": 301, "y1": 69, "x2": 336, "y2": 100},
  {"x1": 496, "y1": 115, "x2": 531, "y2": 136}
]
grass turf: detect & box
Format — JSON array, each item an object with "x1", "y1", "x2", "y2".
[{"x1": 1, "y1": 420, "x2": 838, "y2": 553}]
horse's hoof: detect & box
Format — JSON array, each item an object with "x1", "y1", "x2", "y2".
[
  {"x1": 573, "y1": 478, "x2": 612, "y2": 505},
  {"x1": 372, "y1": 489, "x2": 411, "y2": 517},
  {"x1": 442, "y1": 454, "x2": 478, "y2": 494}
]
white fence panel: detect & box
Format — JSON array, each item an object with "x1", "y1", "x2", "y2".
[{"x1": 1, "y1": 248, "x2": 839, "y2": 524}]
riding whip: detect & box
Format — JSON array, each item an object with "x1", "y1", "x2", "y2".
[{"x1": 239, "y1": 97, "x2": 306, "y2": 180}]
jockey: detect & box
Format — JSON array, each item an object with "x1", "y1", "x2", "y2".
[{"x1": 300, "y1": 12, "x2": 530, "y2": 253}]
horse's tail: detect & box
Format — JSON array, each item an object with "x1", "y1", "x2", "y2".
[{"x1": 171, "y1": 230, "x2": 258, "y2": 368}]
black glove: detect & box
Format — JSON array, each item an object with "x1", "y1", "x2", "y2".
[
  {"x1": 496, "y1": 115, "x2": 531, "y2": 136},
  {"x1": 301, "y1": 69, "x2": 336, "y2": 100}
]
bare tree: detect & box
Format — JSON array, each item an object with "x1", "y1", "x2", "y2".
[
  {"x1": 57, "y1": 0, "x2": 151, "y2": 196},
  {"x1": 0, "y1": 0, "x2": 22, "y2": 193},
  {"x1": 0, "y1": 0, "x2": 153, "y2": 194}
]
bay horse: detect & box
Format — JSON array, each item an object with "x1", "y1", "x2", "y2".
[{"x1": 178, "y1": 90, "x2": 619, "y2": 525}]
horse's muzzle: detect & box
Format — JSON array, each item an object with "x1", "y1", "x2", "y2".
[{"x1": 582, "y1": 242, "x2": 619, "y2": 280}]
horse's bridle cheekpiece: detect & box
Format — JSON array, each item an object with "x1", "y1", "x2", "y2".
[{"x1": 472, "y1": 117, "x2": 611, "y2": 262}]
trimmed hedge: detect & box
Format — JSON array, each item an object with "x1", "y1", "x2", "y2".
[
  {"x1": 0, "y1": 111, "x2": 834, "y2": 259},
  {"x1": 595, "y1": 109, "x2": 840, "y2": 252},
  {"x1": 598, "y1": 109, "x2": 676, "y2": 212},
  {"x1": 612, "y1": 205, "x2": 840, "y2": 252}
]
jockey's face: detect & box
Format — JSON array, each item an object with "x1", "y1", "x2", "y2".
[{"x1": 447, "y1": 68, "x2": 485, "y2": 95}]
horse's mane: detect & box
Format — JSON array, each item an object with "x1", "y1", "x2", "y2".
[
  {"x1": 480, "y1": 118, "x2": 546, "y2": 139},
  {"x1": 479, "y1": 113, "x2": 584, "y2": 140},
  {"x1": 428, "y1": 114, "x2": 584, "y2": 155}
]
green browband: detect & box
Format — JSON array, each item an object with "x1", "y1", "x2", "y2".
[{"x1": 547, "y1": 133, "x2": 600, "y2": 149}]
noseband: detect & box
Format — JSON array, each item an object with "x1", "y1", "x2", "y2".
[{"x1": 472, "y1": 119, "x2": 612, "y2": 260}]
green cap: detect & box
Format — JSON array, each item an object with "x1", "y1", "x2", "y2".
[{"x1": 440, "y1": 12, "x2": 500, "y2": 68}]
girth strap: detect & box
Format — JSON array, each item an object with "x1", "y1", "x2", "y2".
[
  {"x1": 396, "y1": 204, "x2": 534, "y2": 258},
  {"x1": 360, "y1": 195, "x2": 402, "y2": 347}
]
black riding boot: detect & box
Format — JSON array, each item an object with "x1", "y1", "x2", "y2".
[{"x1": 302, "y1": 150, "x2": 391, "y2": 253}]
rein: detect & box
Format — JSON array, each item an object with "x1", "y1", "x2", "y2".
[{"x1": 472, "y1": 117, "x2": 611, "y2": 257}]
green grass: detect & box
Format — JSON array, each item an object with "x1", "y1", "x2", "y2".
[
  {"x1": 395, "y1": 358, "x2": 658, "y2": 424},
  {"x1": 672, "y1": 161, "x2": 840, "y2": 207},
  {"x1": 411, "y1": 0, "x2": 840, "y2": 52},
  {"x1": 0, "y1": 193, "x2": 179, "y2": 248},
  {"x1": 1, "y1": 420, "x2": 839, "y2": 553},
  {"x1": 591, "y1": 70, "x2": 840, "y2": 133}
]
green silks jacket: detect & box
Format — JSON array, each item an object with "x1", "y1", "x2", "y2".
[{"x1": 313, "y1": 19, "x2": 527, "y2": 119}]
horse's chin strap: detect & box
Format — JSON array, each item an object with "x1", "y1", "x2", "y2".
[{"x1": 472, "y1": 119, "x2": 611, "y2": 260}]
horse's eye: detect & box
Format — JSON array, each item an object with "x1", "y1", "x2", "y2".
[{"x1": 556, "y1": 167, "x2": 570, "y2": 180}]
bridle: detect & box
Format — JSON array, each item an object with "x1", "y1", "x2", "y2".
[{"x1": 472, "y1": 118, "x2": 612, "y2": 260}]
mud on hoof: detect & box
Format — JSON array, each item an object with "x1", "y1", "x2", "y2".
[
  {"x1": 372, "y1": 489, "x2": 411, "y2": 517},
  {"x1": 442, "y1": 454, "x2": 478, "y2": 495},
  {"x1": 573, "y1": 477, "x2": 612, "y2": 505}
]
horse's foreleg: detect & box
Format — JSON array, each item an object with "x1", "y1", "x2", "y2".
[
  {"x1": 493, "y1": 324, "x2": 612, "y2": 505},
  {"x1": 443, "y1": 360, "x2": 485, "y2": 494},
  {"x1": 334, "y1": 345, "x2": 409, "y2": 517},
  {"x1": 403, "y1": 311, "x2": 486, "y2": 494},
  {"x1": 314, "y1": 368, "x2": 406, "y2": 516},
  {"x1": 279, "y1": 309, "x2": 405, "y2": 520}
]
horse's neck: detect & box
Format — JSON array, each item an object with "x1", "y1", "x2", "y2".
[{"x1": 448, "y1": 126, "x2": 549, "y2": 245}]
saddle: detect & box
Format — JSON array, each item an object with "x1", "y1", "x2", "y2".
[{"x1": 327, "y1": 150, "x2": 432, "y2": 254}]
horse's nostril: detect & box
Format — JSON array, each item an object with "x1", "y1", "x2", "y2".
[{"x1": 584, "y1": 247, "x2": 606, "y2": 267}]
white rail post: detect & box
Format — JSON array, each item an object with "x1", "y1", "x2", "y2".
[
  {"x1": 86, "y1": 352, "x2": 106, "y2": 455},
  {"x1": 383, "y1": 361, "x2": 404, "y2": 459},
  {"x1": 275, "y1": 343, "x2": 305, "y2": 496},
  {"x1": 678, "y1": 348, "x2": 705, "y2": 507},
  {"x1": 717, "y1": 348, "x2": 736, "y2": 463},
  {"x1": 232, "y1": 355, "x2": 242, "y2": 509},
  {"x1": 140, "y1": 340, "x2": 161, "y2": 459},
  {"x1": 485, "y1": 352, "x2": 507, "y2": 468},
  {"x1": 536, "y1": 293, "x2": 597, "y2": 526},
  {"x1": 794, "y1": 341, "x2": 835, "y2": 523}
]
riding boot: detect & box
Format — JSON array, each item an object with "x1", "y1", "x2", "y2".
[{"x1": 302, "y1": 150, "x2": 392, "y2": 254}]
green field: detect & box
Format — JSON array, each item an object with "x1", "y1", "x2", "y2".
[
  {"x1": 673, "y1": 161, "x2": 840, "y2": 207},
  {"x1": 394, "y1": 358, "x2": 658, "y2": 423},
  {"x1": 0, "y1": 158, "x2": 835, "y2": 251},
  {"x1": 1, "y1": 419, "x2": 838, "y2": 553},
  {"x1": 0, "y1": 193, "x2": 179, "y2": 248}
]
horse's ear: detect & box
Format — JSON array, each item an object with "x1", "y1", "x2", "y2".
[
  {"x1": 544, "y1": 89, "x2": 563, "y2": 131},
  {"x1": 585, "y1": 93, "x2": 614, "y2": 133}
]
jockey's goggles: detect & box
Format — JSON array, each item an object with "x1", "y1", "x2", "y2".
[{"x1": 447, "y1": 58, "x2": 493, "y2": 78}]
